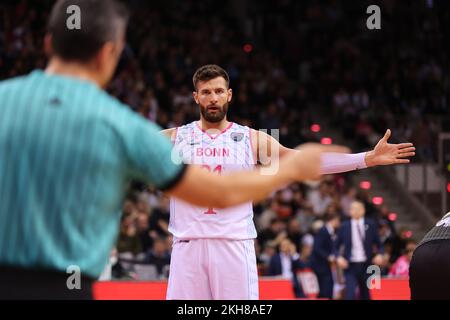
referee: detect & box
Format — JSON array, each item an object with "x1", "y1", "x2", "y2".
[
  {"x1": 0, "y1": 0, "x2": 343, "y2": 299},
  {"x1": 409, "y1": 211, "x2": 450, "y2": 299}
]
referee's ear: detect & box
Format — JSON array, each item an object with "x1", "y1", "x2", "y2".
[
  {"x1": 44, "y1": 34, "x2": 53, "y2": 57},
  {"x1": 95, "y1": 41, "x2": 121, "y2": 88}
]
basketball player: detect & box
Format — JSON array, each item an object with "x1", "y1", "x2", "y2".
[
  {"x1": 162, "y1": 64, "x2": 416, "y2": 300},
  {"x1": 0, "y1": 1, "x2": 345, "y2": 299}
]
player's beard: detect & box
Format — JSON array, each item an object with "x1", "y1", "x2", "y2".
[{"x1": 199, "y1": 102, "x2": 229, "y2": 123}]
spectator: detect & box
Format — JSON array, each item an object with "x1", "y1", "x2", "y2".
[
  {"x1": 136, "y1": 212, "x2": 153, "y2": 252},
  {"x1": 299, "y1": 234, "x2": 314, "y2": 267},
  {"x1": 287, "y1": 217, "x2": 304, "y2": 252},
  {"x1": 259, "y1": 241, "x2": 277, "y2": 273},
  {"x1": 258, "y1": 217, "x2": 287, "y2": 248},
  {"x1": 389, "y1": 240, "x2": 417, "y2": 277},
  {"x1": 254, "y1": 241, "x2": 267, "y2": 276},
  {"x1": 297, "y1": 208, "x2": 317, "y2": 235},
  {"x1": 268, "y1": 238, "x2": 307, "y2": 298},
  {"x1": 256, "y1": 198, "x2": 278, "y2": 231},
  {"x1": 310, "y1": 213, "x2": 341, "y2": 299},
  {"x1": 149, "y1": 195, "x2": 171, "y2": 238},
  {"x1": 117, "y1": 215, "x2": 143, "y2": 255},
  {"x1": 335, "y1": 201, "x2": 384, "y2": 300},
  {"x1": 307, "y1": 181, "x2": 332, "y2": 217},
  {"x1": 144, "y1": 237, "x2": 171, "y2": 278}
]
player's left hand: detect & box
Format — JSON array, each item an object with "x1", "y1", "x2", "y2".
[{"x1": 365, "y1": 129, "x2": 415, "y2": 167}]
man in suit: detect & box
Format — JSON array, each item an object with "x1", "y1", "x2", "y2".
[
  {"x1": 268, "y1": 238, "x2": 307, "y2": 298},
  {"x1": 335, "y1": 201, "x2": 384, "y2": 300},
  {"x1": 310, "y1": 213, "x2": 341, "y2": 299}
]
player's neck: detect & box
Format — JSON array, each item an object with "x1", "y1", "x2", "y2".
[
  {"x1": 45, "y1": 58, "x2": 101, "y2": 88},
  {"x1": 198, "y1": 118, "x2": 231, "y2": 132}
]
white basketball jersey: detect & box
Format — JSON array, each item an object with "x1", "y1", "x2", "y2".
[{"x1": 169, "y1": 121, "x2": 257, "y2": 240}]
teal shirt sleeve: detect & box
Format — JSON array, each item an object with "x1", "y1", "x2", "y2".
[{"x1": 113, "y1": 104, "x2": 185, "y2": 190}]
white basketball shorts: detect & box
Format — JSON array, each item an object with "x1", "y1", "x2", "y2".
[{"x1": 166, "y1": 238, "x2": 259, "y2": 300}]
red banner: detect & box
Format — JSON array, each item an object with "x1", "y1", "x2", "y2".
[{"x1": 93, "y1": 278, "x2": 410, "y2": 300}]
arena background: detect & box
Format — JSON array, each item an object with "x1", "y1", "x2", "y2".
[{"x1": 1, "y1": 0, "x2": 449, "y2": 299}]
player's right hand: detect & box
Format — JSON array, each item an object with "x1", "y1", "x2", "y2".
[{"x1": 291, "y1": 143, "x2": 350, "y2": 181}]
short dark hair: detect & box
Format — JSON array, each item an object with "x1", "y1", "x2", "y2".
[
  {"x1": 47, "y1": 0, "x2": 129, "y2": 62},
  {"x1": 325, "y1": 212, "x2": 341, "y2": 222},
  {"x1": 192, "y1": 64, "x2": 230, "y2": 90}
]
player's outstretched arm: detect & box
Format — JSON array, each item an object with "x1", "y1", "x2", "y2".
[
  {"x1": 253, "y1": 128, "x2": 415, "y2": 175},
  {"x1": 166, "y1": 143, "x2": 350, "y2": 208}
]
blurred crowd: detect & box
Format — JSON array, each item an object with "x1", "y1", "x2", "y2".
[
  {"x1": 2, "y1": 1, "x2": 448, "y2": 158},
  {"x1": 112, "y1": 174, "x2": 416, "y2": 299},
  {"x1": 2, "y1": 0, "x2": 448, "y2": 298},
  {"x1": 2, "y1": 0, "x2": 448, "y2": 153}
]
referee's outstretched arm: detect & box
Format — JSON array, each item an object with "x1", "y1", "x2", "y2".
[{"x1": 166, "y1": 143, "x2": 350, "y2": 209}]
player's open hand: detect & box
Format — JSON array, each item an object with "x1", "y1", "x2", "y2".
[
  {"x1": 292, "y1": 143, "x2": 350, "y2": 181},
  {"x1": 365, "y1": 129, "x2": 415, "y2": 167}
]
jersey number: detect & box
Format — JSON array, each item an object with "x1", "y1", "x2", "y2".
[{"x1": 201, "y1": 165, "x2": 222, "y2": 214}]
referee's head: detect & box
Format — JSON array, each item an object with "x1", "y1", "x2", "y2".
[{"x1": 45, "y1": 0, "x2": 129, "y2": 88}]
